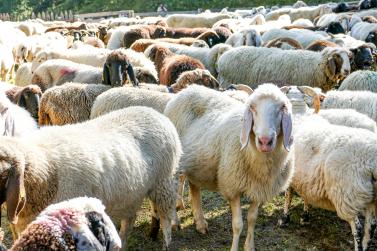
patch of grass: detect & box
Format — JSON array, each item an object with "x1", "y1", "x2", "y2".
[{"x1": 1, "y1": 190, "x2": 352, "y2": 250}]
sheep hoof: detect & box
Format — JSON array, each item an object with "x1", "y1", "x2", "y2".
[
  {"x1": 196, "y1": 221, "x2": 209, "y2": 234},
  {"x1": 300, "y1": 212, "x2": 310, "y2": 225},
  {"x1": 149, "y1": 217, "x2": 160, "y2": 241},
  {"x1": 278, "y1": 214, "x2": 290, "y2": 228}
]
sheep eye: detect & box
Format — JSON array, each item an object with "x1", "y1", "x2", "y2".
[{"x1": 281, "y1": 104, "x2": 287, "y2": 111}]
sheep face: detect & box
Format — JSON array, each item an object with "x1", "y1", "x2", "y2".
[
  {"x1": 350, "y1": 46, "x2": 374, "y2": 70},
  {"x1": 323, "y1": 21, "x2": 345, "y2": 35},
  {"x1": 18, "y1": 86, "x2": 42, "y2": 121},
  {"x1": 323, "y1": 48, "x2": 351, "y2": 86},
  {"x1": 241, "y1": 84, "x2": 293, "y2": 153},
  {"x1": 103, "y1": 52, "x2": 139, "y2": 87},
  {"x1": 133, "y1": 67, "x2": 158, "y2": 84},
  {"x1": 366, "y1": 31, "x2": 377, "y2": 47},
  {"x1": 0, "y1": 143, "x2": 26, "y2": 225}
]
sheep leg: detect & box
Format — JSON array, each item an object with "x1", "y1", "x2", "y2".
[
  {"x1": 300, "y1": 201, "x2": 310, "y2": 225},
  {"x1": 244, "y1": 200, "x2": 260, "y2": 251},
  {"x1": 176, "y1": 175, "x2": 186, "y2": 210},
  {"x1": 350, "y1": 214, "x2": 365, "y2": 251},
  {"x1": 363, "y1": 203, "x2": 377, "y2": 250},
  {"x1": 279, "y1": 187, "x2": 293, "y2": 227},
  {"x1": 119, "y1": 216, "x2": 136, "y2": 251},
  {"x1": 149, "y1": 201, "x2": 160, "y2": 241},
  {"x1": 10, "y1": 223, "x2": 18, "y2": 241},
  {"x1": 189, "y1": 181, "x2": 208, "y2": 234},
  {"x1": 229, "y1": 195, "x2": 243, "y2": 251},
  {"x1": 159, "y1": 210, "x2": 172, "y2": 251}
]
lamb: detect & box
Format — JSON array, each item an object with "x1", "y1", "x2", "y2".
[
  {"x1": 164, "y1": 84, "x2": 294, "y2": 251},
  {"x1": 14, "y1": 63, "x2": 32, "y2": 87},
  {"x1": 217, "y1": 46, "x2": 351, "y2": 92},
  {"x1": 320, "y1": 90, "x2": 377, "y2": 123},
  {"x1": 10, "y1": 197, "x2": 121, "y2": 250},
  {"x1": 38, "y1": 83, "x2": 111, "y2": 126},
  {"x1": 5, "y1": 85, "x2": 42, "y2": 121},
  {"x1": 0, "y1": 105, "x2": 181, "y2": 250},
  {"x1": 161, "y1": 43, "x2": 232, "y2": 77},
  {"x1": 31, "y1": 59, "x2": 103, "y2": 91},
  {"x1": 166, "y1": 13, "x2": 234, "y2": 28},
  {"x1": 145, "y1": 44, "x2": 205, "y2": 86},
  {"x1": 281, "y1": 116, "x2": 377, "y2": 251},
  {"x1": 0, "y1": 92, "x2": 38, "y2": 137},
  {"x1": 339, "y1": 70, "x2": 377, "y2": 92},
  {"x1": 225, "y1": 29, "x2": 262, "y2": 47},
  {"x1": 31, "y1": 48, "x2": 110, "y2": 73}
]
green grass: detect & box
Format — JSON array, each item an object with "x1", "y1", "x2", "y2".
[{"x1": 1, "y1": 190, "x2": 352, "y2": 250}]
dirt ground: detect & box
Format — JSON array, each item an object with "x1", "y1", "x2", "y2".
[{"x1": 1, "y1": 190, "x2": 352, "y2": 251}]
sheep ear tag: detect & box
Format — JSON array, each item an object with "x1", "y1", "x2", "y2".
[{"x1": 240, "y1": 107, "x2": 253, "y2": 150}]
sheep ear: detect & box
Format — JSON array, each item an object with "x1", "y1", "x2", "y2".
[
  {"x1": 281, "y1": 108, "x2": 293, "y2": 152},
  {"x1": 102, "y1": 64, "x2": 111, "y2": 86},
  {"x1": 4, "y1": 110, "x2": 15, "y2": 137},
  {"x1": 126, "y1": 64, "x2": 139, "y2": 87},
  {"x1": 326, "y1": 57, "x2": 337, "y2": 78},
  {"x1": 240, "y1": 106, "x2": 253, "y2": 150},
  {"x1": 18, "y1": 91, "x2": 28, "y2": 109},
  {"x1": 6, "y1": 156, "x2": 26, "y2": 224}
]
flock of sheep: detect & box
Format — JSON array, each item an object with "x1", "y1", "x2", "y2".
[{"x1": 0, "y1": 0, "x2": 377, "y2": 250}]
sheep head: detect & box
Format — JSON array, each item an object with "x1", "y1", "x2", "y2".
[
  {"x1": 240, "y1": 84, "x2": 293, "y2": 152},
  {"x1": 103, "y1": 50, "x2": 139, "y2": 87},
  {"x1": 17, "y1": 85, "x2": 42, "y2": 121},
  {"x1": 323, "y1": 47, "x2": 351, "y2": 91},
  {"x1": 366, "y1": 31, "x2": 377, "y2": 48},
  {"x1": 172, "y1": 69, "x2": 219, "y2": 93},
  {"x1": 0, "y1": 140, "x2": 26, "y2": 225}
]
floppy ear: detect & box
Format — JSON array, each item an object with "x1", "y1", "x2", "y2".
[
  {"x1": 6, "y1": 155, "x2": 26, "y2": 224},
  {"x1": 102, "y1": 64, "x2": 111, "y2": 86},
  {"x1": 281, "y1": 108, "x2": 293, "y2": 152},
  {"x1": 326, "y1": 56, "x2": 337, "y2": 78},
  {"x1": 4, "y1": 110, "x2": 15, "y2": 137},
  {"x1": 240, "y1": 106, "x2": 253, "y2": 150},
  {"x1": 17, "y1": 90, "x2": 28, "y2": 109},
  {"x1": 126, "y1": 64, "x2": 139, "y2": 87}
]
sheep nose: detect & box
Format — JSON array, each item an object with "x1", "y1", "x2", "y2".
[{"x1": 258, "y1": 136, "x2": 274, "y2": 152}]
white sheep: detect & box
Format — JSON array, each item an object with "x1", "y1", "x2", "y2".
[
  {"x1": 31, "y1": 59, "x2": 103, "y2": 91},
  {"x1": 266, "y1": 4, "x2": 333, "y2": 22},
  {"x1": 10, "y1": 197, "x2": 121, "y2": 250},
  {"x1": 166, "y1": 13, "x2": 234, "y2": 28},
  {"x1": 292, "y1": 18, "x2": 314, "y2": 27},
  {"x1": 339, "y1": 70, "x2": 377, "y2": 92},
  {"x1": 14, "y1": 63, "x2": 32, "y2": 87},
  {"x1": 164, "y1": 84, "x2": 294, "y2": 251},
  {"x1": 316, "y1": 13, "x2": 351, "y2": 32},
  {"x1": 350, "y1": 21, "x2": 377, "y2": 41},
  {"x1": 0, "y1": 92, "x2": 37, "y2": 137},
  {"x1": 106, "y1": 26, "x2": 130, "y2": 50},
  {"x1": 225, "y1": 29, "x2": 262, "y2": 47},
  {"x1": 0, "y1": 106, "x2": 181, "y2": 250},
  {"x1": 283, "y1": 115, "x2": 377, "y2": 251},
  {"x1": 217, "y1": 46, "x2": 351, "y2": 92},
  {"x1": 321, "y1": 90, "x2": 377, "y2": 123}
]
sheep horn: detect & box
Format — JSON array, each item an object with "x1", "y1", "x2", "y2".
[
  {"x1": 297, "y1": 86, "x2": 326, "y2": 114},
  {"x1": 228, "y1": 84, "x2": 253, "y2": 95}
]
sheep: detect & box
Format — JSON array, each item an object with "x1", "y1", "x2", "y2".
[
  {"x1": 212, "y1": 14, "x2": 266, "y2": 31},
  {"x1": 0, "y1": 44, "x2": 14, "y2": 81},
  {"x1": 31, "y1": 48, "x2": 110, "y2": 72},
  {"x1": 281, "y1": 116, "x2": 377, "y2": 251},
  {"x1": 122, "y1": 25, "x2": 167, "y2": 48},
  {"x1": 5, "y1": 85, "x2": 42, "y2": 121},
  {"x1": 161, "y1": 43, "x2": 232, "y2": 77},
  {"x1": 217, "y1": 46, "x2": 351, "y2": 92},
  {"x1": 82, "y1": 36, "x2": 105, "y2": 48},
  {"x1": 332, "y1": 2, "x2": 350, "y2": 13},
  {"x1": 145, "y1": 44, "x2": 205, "y2": 86},
  {"x1": 38, "y1": 83, "x2": 111, "y2": 126},
  {"x1": 264, "y1": 37, "x2": 304, "y2": 49},
  {"x1": 293, "y1": 1, "x2": 308, "y2": 8},
  {"x1": 106, "y1": 26, "x2": 130, "y2": 50},
  {"x1": 0, "y1": 92, "x2": 37, "y2": 137},
  {"x1": 339, "y1": 70, "x2": 377, "y2": 93},
  {"x1": 16, "y1": 22, "x2": 45, "y2": 36},
  {"x1": 166, "y1": 13, "x2": 234, "y2": 28},
  {"x1": 266, "y1": 4, "x2": 333, "y2": 22},
  {"x1": 10, "y1": 197, "x2": 121, "y2": 250},
  {"x1": 31, "y1": 59, "x2": 103, "y2": 91},
  {"x1": 164, "y1": 84, "x2": 294, "y2": 251},
  {"x1": 320, "y1": 90, "x2": 377, "y2": 123},
  {"x1": 0, "y1": 105, "x2": 181, "y2": 250},
  {"x1": 350, "y1": 21, "x2": 377, "y2": 46},
  {"x1": 14, "y1": 63, "x2": 32, "y2": 87},
  {"x1": 292, "y1": 18, "x2": 314, "y2": 27},
  {"x1": 316, "y1": 13, "x2": 351, "y2": 32},
  {"x1": 102, "y1": 49, "x2": 143, "y2": 87},
  {"x1": 225, "y1": 29, "x2": 262, "y2": 47}
]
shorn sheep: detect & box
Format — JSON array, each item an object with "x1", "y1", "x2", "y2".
[
  {"x1": 281, "y1": 116, "x2": 377, "y2": 251},
  {"x1": 217, "y1": 46, "x2": 351, "y2": 91},
  {"x1": 164, "y1": 84, "x2": 294, "y2": 251},
  {"x1": 0, "y1": 106, "x2": 181, "y2": 250},
  {"x1": 38, "y1": 83, "x2": 111, "y2": 126},
  {"x1": 10, "y1": 197, "x2": 121, "y2": 250},
  {"x1": 339, "y1": 70, "x2": 377, "y2": 92},
  {"x1": 31, "y1": 59, "x2": 103, "y2": 91},
  {"x1": 145, "y1": 44, "x2": 205, "y2": 86}
]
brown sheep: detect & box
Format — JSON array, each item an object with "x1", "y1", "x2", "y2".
[
  {"x1": 130, "y1": 37, "x2": 208, "y2": 53},
  {"x1": 5, "y1": 85, "x2": 42, "y2": 121},
  {"x1": 122, "y1": 25, "x2": 167, "y2": 48},
  {"x1": 264, "y1": 37, "x2": 304, "y2": 50},
  {"x1": 306, "y1": 39, "x2": 339, "y2": 51},
  {"x1": 170, "y1": 69, "x2": 219, "y2": 93},
  {"x1": 362, "y1": 16, "x2": 377, "y2": 23},
  {"x1": 145, "y1": 44, "x2": 205, "y2": 86}
]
